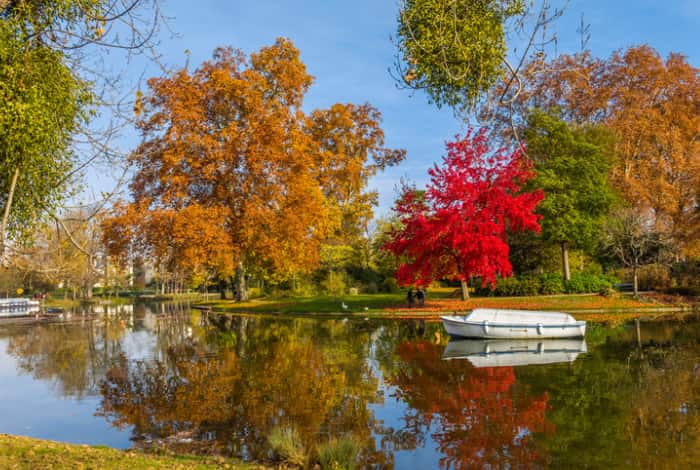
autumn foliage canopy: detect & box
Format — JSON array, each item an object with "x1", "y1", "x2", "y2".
[
  {"x1": 102, "y1": 39, "x2": 404, "y2": 283},
  {"x1": 383, "y1": 129, "x2": 543, "y2": 291},
  {"x1": 491, "y1": 45, "x2": 700, "y2": 256}
]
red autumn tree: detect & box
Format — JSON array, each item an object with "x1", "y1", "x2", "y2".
[{"x1": 384, "y1": 129, "x2": 543, "y2": 300}]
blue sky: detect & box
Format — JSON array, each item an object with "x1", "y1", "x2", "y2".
[{"x1": 91, "y1": 0, "x2": 700, "y2": 216}]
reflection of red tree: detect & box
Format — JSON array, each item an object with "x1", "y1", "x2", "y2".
[{"x1": 391, "y1": 341, "x2": 553, "y2": 469}]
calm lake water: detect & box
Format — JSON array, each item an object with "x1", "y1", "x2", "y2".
[{"x1": 0, "y1": 302, "x2": 698, "y2": 468}]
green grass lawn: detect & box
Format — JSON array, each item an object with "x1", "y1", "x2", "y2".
[
  {"x1": 0, "y1": 434, "x2": 265, "y2": 469},
  {"x1": 199, "y1": 288, "x2": 679, "y2": 317},
  {"x1": 202, "y1": 292, "x2": 405, "y2": 314}
]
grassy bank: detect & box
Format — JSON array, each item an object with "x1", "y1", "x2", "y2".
[
  {"x1": 199, "y1": 288, "x2": 692, "y2": 318},
  {"x1": 0, "y1": 434, "x2": 264, "y2": 469}
]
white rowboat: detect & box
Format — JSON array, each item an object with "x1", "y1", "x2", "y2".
[{"x1": 441, "y1": 308, "x2": 586, "y2": 339}]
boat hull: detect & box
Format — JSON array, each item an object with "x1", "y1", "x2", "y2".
[{"x1": 441, "y1": 316, "x2": 586, "y2": 339}]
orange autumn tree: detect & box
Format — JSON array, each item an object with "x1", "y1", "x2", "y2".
[
  {"x1": 103, "y1": 39, "x2": 404, "y2": 298},
  {"x1": 490, "y1": 45, "x2": 700, "y2": 256}
]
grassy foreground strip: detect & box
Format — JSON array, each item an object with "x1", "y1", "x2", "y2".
[
  {"x1": 0, "y1": 434, "x2": 265, "y2": 470},
  {"x1": 199, "y1": 289, "x2": 683, "y2": 317}
]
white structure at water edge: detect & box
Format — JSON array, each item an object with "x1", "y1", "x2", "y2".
[
  {"x1": 441, "y1": 308, "x2": 586, "y2": 339},
  {"x1": 0, "y1": 298, "x2": 40, "y2": 317}
]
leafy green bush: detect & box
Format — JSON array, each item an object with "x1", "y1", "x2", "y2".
[
  {"x1": 539, "y1": 273, "x2": 565, "y2": 294},
  {"x1": 321, "y1": 271, "x2": 347, "y2": 296},
  {"x1": 477, "y1": 272, "x2": 619, "y2": 297},
  {"x1": 565, "y1": 273, "x2": 617, "y2": 294},
  {"x1": 491, "y1": 276, "x2": 518, "y2": 296},
  {"x1": 381, "y1": 277, "x2": 400, "y2": 293}
]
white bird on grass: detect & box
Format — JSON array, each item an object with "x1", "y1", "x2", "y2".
[{"x1": 341, "y1": 302, "x2": 348, "y2": 310}]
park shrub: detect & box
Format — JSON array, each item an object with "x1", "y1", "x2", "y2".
[
  {"x1": 492, "y1": 276, "x2": 519, "y2": 296},
  {"x1": 564, "y1": 274, "x2": 586, "y2": 294},
  {"x1": 565, "y1": 272, "x2": 618, "y2": 294},
  {"x1": 539, "y1": 273, "x2": 565, "y2": 294},
  {"x1": 598, "y1": 286, "x2": 618, "y2": 297},
  {"x1": 670, "y1": 260, "x2": 700, "y2": 288},
  {"x1": 363, "y1": 281, "x2": 379, "y2": 294},
  {"x1": 636, "y1": 264, "x2": 671, "y2": 291},
  {"x1": 246, "y1": 287, "x2": 262, "y2": 299},
  {"x1": 321, "y1": 271, "x2": 347, "y2": 296},
  {"x1": 519, "y1": 276, "x2": 541, "y2": 296},
  {"x1": 479, "y1": 272, "x2": 619, "y2": 297},
  {"x1": 381, "y1": 277, "x2": 400, "y2": 293}
]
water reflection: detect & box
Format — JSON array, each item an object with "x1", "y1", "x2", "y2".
[
  {"x1": 0, "y1": 305, "x2": 698, "y2": 468},
  {"x1": 442, "y1": 338, "x2": 587, "y2": 367},
  {"x1": 385, "y1": 339, "x2": 553, "y2": 468}
]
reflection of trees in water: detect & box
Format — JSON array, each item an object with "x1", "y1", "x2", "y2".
[
  {"x1": 3, "y1": 316, "x2": 126, "y2": 398},
  {"x1": 383, "y1": 340, "x2": 552, "y2": 469},
  {"x1": 518, "y1": 318, "x2": 700, "y2": 468},
  {"x1": 4, "y1": 306, "x2": 699, "y2": 467},
  {"x1": 0, "y1": 302, "x2": 199, "y2": 399},
  {"x1": 624, "y1": 348, "x2": 700, "y2": 468},
  {"x1": 625, "y1": 326, "x2": 700, "y2": 468},
  {"x1": 97, "y1": 315, "x2": 393, "y2": 465}
]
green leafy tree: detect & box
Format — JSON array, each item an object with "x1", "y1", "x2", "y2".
[
  {"x1": 1, "y1": 1, "x2": 162, "y2": 265},
  {"x1": 524, "y1": 111, "x2": 616, "y2": 280},
  {"x1": 0, "y1": 20, "x2": 91, "y2": 264},
  {"x1": 395, "y1": 0, "x2": 526, "y2": 112}
]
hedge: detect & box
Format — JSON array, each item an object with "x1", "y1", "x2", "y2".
[{"x1": 474, "y1": 273, "x2": 619, "y2": 297}]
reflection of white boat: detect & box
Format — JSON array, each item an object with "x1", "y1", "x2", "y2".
[
  {"x1": 0, "y1": 298, "x2": 40, "y2": 317},
  {"x1": 441, "y1": 308, "x2": 586, "y2": 339},
  {"x1": 443, "y1": 338, "x2": 588, "y2": 367}
]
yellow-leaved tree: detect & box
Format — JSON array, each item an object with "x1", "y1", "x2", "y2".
[{"x1": 103, "y1": 39, "x2": 404, "y2": 299}]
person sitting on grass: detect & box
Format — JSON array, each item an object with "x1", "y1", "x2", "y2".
[
  {"x1": 416, "y1": 288, "x2": 425, "y2": 307},
  {"x1": 406, "y1": 288, "x2": 415, "y2": 308}
]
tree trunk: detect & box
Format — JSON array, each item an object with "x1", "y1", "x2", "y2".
[
  {"x1": 234, "y1": 262, "x2": 248, "y2": 302},
  {"x1": 84, "y1": 256, "x2": 94, "y2": 299},
  {"x1": 632, "y1": 265, "x2": 639, "y2": 296},
  {"x1": 0, "y1": 167, "x2": 20, "y2": 266},
  {"x1": 84, "y1": 283, "x2": 93, "y2": 299},
  {"x1": 218, "y1": 277, "x2": 227, "y2": 300},
  {"x1": 561, "y1": 242, "x2": 571, "y2": 281},
  {"x1": 460, "y1": 279, "x2": 470, "y2": 301}
]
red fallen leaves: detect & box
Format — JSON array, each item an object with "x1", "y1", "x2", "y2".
[
  {"x1": 385, "y1": 295, "x2": 651, "y2": 313},
  {"x1": 383, "y1": 128, "x2": 543, "y2": 289}
]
